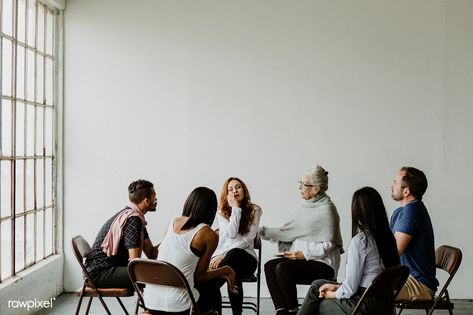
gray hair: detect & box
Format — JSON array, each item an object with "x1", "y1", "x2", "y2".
[{"x1": 306, "y1": 164, "x2": 329, "y2": 193}]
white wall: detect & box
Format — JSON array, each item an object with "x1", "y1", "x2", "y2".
[{"x1": 64, "y1": 0, "x2": 473, "y2": 299}]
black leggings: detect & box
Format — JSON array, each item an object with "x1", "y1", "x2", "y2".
[
  {"x1": 217, "y1": 248, "x2": 257, "y2": 315},
  {"x1": 264, "y1": 258, "x2": 334, "y2": 311}
]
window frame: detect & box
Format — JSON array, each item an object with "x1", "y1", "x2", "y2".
[{"x1": 0, "y1": 0, "x2": 61, "y2": 283}]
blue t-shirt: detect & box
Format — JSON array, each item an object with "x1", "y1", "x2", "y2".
[{"x1": 390, "y1": 200, "x2": 439, "y2": 292}]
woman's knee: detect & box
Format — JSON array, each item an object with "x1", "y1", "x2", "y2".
[{"x1": 264, "y1": 258, "x2": 280, "y2": 275}]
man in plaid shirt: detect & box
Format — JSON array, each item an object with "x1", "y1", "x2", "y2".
[{"x1": 85, "y1": 179, "x2": 159, "y2": 288}]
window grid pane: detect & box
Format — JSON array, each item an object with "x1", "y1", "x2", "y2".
[{"x1": 0, "y1": 0, "x2": 57, "y2": 280}]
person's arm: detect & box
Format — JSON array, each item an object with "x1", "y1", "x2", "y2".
[
  {"x1": 394, "y1": 231, "x2": 412, "y2": 255},
  {"x1": 225, "y1": 207, "x2": 242, "y2": 239},
  {"x1": 192, "y1": 226, "x2": 238, "y2": 293},
  {"x1": 128, "y1": 247, "x2": 141, "y2": 259},
  {"x1": 319, "y1": 283, "x2": 340, "y2": 299},
  {"x1": 142, "y1": 238, "x2": 159, "y2": 259},
  {"x1": 123, "y1": 216, "x2": 145, "y2": 260},
  {"x1": 284, "y1": 240, "x2": 334, "y2": 260},
  {"x1": 391, "y1": 204, "x2": 418, "y2": 256},
  {"x1": 259, "y1": 210, "x2": 297, "y2": 242},
  {"x1": 335, "y1": 234, "x2": 366, "y2": 299}
]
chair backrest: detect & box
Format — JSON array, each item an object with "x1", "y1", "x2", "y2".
[
  {"x1": 352, "y1": 265, "x2": 410, "y2": 315},
  {"x1": 427, "y1": 245, "x2": 462, "y2": 314},
  {"x1": 253, "y1": 233, "x2": 261, "y2": 251},
  {"x1": 72, "y1": 235, "x2": 92, "y2": 263},
  {"x1": 254, "y1": 232, "x2": 262, "y2": 278},
  {"x1": 435, "y1": 245, "x2": 462, "y2": 278},
  {"x1": 71, "y1": 235, "x2": 96, "y2": 284},
  {"x1": 128, "y1": 258, "x2": 200, "y2": 314}
]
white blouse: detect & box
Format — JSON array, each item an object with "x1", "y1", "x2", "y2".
[
  {"x1": 291, "y1": 240, "x2": 340, "y2": 276},
  {"x1": 213, "y1": 204, "x2": 262, "y2": 259},
  {"x1": 336, "y1": 231, "x2": 384, "y2": 299}
]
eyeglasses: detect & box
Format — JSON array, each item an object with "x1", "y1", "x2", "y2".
[{"x1": 298, "y1": 181, "x2": 315, "y2": 189}]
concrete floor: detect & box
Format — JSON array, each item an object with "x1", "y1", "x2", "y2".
[{"x1": 34, "y1": 292, "x2": 473, "y2": 315}]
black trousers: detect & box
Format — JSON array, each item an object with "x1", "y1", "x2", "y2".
[
  {"x1": 195, "y1": 277, "x2": 226, "y2": 315},
  {"x1": 264, "y1": 258, "x2": 334, "y2": 311},
  {"x1": 298, "y1": 279, "x2": 395, "y2": 315},
  {"x1": 92, "y1": 266, "x2": 133, "y2": 289},
  {"x1": 217, "y1": 248, "x2": 258, "y2": 315}
]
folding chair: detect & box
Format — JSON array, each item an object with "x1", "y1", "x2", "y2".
[
  {"x1": 352, "y1": 265, "x2": 410, "y2": 315},
  {"x1": 396, "y1": 245, "x2": 462, "y2": 315},
  {"x1": 222, "y1": 233, "x2": 262, "y2": 315},
  {"x1": 71, "y1": 235, "x2": 133, "y2": 315},
  {"x1": 128, "y1": 258, "x2": 214, "y2": 315}
]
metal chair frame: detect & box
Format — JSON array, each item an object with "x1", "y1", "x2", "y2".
[
  {"x1": 128, "y1": 258, "x2": 205, "y2": 315},
  {"x1": 352, "y1": 265, "x2": 410, "y2": 315},
  {"x1": 71, "y1": 235, "x2": 132, "y2": 315},
  {"x1": 396, "y1": 245, "x2": 462, "y2": 315}
]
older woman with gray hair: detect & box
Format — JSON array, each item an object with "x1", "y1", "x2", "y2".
[{"x1": 260, "y1": 165, "x2": 343, "y2": 315}]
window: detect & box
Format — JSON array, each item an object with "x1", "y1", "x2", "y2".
[{"x1": 1, "y1": 0, "x2": 58, "y2": 282}]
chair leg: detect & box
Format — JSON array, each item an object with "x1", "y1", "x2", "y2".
[
  {"x1": 116, "y1": 297, "x2": 130, "y2": 315},
  {"x1": 256, "y1": 280, "x2": 260, "y2": 315},
  {"x1": 96, "y1": 295, "x2": 112, "y2": 315},
  {"x1": 397, "y1": 307, "x2": 404, "y2": 315},
  {"x1": 75, "y1": 294, "x2": 85, "y2": 315},
  {"x1": 84, "y1": 297, "x2": 93, "y2": 315},
  {"x1": 134, "y1": 296, "x2": 140, "y2": 315}
]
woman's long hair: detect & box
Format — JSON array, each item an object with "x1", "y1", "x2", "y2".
[
  {"x1": 181, "y1": 187, "x2": 217, "y2": 230},
  {"x1": 351, "y1": 187, "x2": 399, "y2": 268},
  {"x1": 220, "y1": 177, "x2": 254, "y2": 235}
]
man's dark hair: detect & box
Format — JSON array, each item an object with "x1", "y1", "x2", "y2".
[
  {"x1": 128, "y1": 179, "x2": 154, "y2": 204},
  {"x1": 181, "y1": 187, "x2": 217, "y2": 230},
  {"x1": 400, "y1": 167, "x2": 428, "y2": 200}
]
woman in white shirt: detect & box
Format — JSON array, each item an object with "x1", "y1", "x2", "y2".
[
  {"x1": 143, "y1": 187, "x2": 237, "y2": 315},
  {"x1": 260, "y1": 165, "x2": 344, "y2": 315},
  {"x1": 209, "y1": 177, "x2": 262, "y2": 315},
  {"x1": 298, "y1": 187, "x2": 400, "y2": 315}
]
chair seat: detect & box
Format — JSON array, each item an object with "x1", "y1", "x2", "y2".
[
  {"x1": 76, "y1": 286, "x2": 133, "y2": 297},
  {"x1": 241, "y1": 274, "x2": 257, "y2": 282},
  {"x1": 396, "y1": 298, "x2": 454, "y2": 310}
]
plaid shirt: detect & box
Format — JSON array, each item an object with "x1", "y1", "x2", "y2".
[{"x1": 85, "y1": 207, "x2": 150, "y2": 279}]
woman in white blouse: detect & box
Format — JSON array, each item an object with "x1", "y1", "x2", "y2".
[
  {"x1": 209, "y1": 177, "x2": 262, "y2": 315},
  {"x1": 298, "y1": 187, "x2": 400, "y2": 315}
]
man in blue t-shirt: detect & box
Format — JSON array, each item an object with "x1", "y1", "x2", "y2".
[{"x1": 390, "y1": 167, "x2": 439, "y2": 301}]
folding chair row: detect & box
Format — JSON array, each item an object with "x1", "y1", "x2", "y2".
[{"x1": 72, "y1": 235, "x2": 462, "y2": 315}]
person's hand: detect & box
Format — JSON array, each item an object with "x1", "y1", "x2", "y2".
[
  {"x1": 227, "y1": 192, "x2": 240, "y2": 208},
  {"x1": 319, "y1": 283, "x2": 339, "y2": 299},
  {"x1": 209, "y1": 255, "x2": 225, "y2": 269},
  {"x1": 223, "y1": 266, "x2": 238, "y2": 294},
  {"x1": 284, "y1": 251, "x2": 305, "y2": 260}
]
